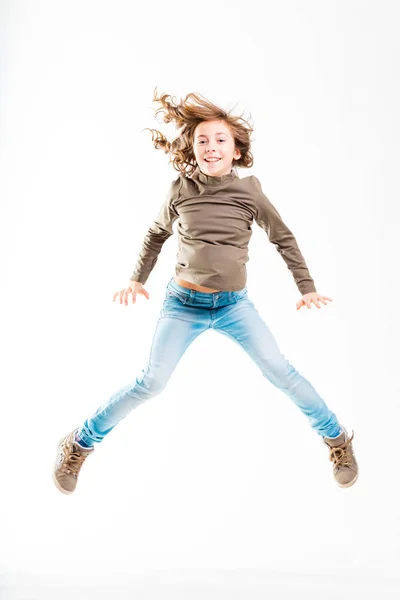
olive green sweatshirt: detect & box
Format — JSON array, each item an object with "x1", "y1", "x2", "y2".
[{"x1": 130, "y1": 167, "x2": 316, "y2": 294}]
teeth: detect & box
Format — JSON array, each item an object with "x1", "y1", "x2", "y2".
[{"x1": 205, "y1": 158, "x2": 220, "y2": 162}]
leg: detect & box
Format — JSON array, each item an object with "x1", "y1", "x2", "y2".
[
  {"x1": 77, "y1": 295, "x2": 209, "y2": 445},
  {"x1": 214, "y1": 296, "x2": 342, "y2": 438}
]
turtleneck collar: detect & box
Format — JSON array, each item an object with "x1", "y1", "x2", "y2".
[{"x1": 193, "y1": 167, "x2": 237, "y2": 187}]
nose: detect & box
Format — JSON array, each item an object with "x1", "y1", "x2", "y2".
[{"x1": 205, "y1": 142, "x2": 217, "y2": 152}]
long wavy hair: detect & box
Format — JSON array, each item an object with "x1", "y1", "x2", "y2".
[{"x1": 142, "y1": 88, "x2": 254, "y2": 178}]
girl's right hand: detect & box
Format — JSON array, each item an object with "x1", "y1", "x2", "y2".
[{"x1": 113, "y1": 281, "x2": 150, "y2": 305}]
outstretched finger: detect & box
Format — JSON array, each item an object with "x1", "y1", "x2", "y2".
[
  {"x1": 123, "y1": 289, "x2": 131, "y2": 305},
  {"x1": 123, "y1": 288, "x2": 135, "y2": 304}
]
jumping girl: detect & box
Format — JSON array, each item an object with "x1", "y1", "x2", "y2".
[{"x1": 53, "y1": 89, "x2": 358, "y2": 494}]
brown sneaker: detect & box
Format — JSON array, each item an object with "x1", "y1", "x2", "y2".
[
  {"x1": 53, "y1": 429, "x2": 94, "y2": 494},
  {"x1": 323, "y1": 428, "x2": 358, "y2": 488}
]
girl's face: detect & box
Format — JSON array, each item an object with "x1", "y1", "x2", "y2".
[{"x1": 193, "y1": 119, "x2": 241, "y2": 177}]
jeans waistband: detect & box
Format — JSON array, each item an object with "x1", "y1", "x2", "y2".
[{"x1": 166, "y1": 277, "x2": 247, "y2": 308}]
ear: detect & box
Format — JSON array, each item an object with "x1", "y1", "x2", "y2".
[{"x1": 233, "y1": 148, "x2": 241, "y2": 160}]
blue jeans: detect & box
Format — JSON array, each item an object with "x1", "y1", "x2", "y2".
[{"x1": 77, "y1": 277, "x2": 342, "y2": 446}]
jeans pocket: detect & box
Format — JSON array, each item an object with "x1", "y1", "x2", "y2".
[
  {"x1": 165, "y1": 288, "x2": 188, "y2": 304},
  {"x1": 234, "y1": 288, "x2": 248, "y2": 302}
]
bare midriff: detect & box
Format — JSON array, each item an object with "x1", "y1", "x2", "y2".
[{"x1": 174, "y1": 276, "x2": 221, "y2": 293}]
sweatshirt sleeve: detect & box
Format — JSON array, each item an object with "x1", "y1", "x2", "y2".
[
  {"x1": 252, "y1": 176, "x2": 316, "y2": 295},
  {"x1": 130, "y1": 176, "x2": 181, "y2": 285}
]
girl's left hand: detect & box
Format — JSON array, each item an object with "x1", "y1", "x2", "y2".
[{"x1": 296, "y1": 292, "x2": 332, "y2": 310}]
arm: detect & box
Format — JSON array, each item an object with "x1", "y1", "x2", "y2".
[
  {"x1": 130, "y1": 176, "x2": 181, "y2": 285},
  {"x1": 252, "y1": 176, "x2": 316, "y2": 295}
]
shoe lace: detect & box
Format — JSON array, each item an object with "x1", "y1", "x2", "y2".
[
  {"x1": 61, "y1": 443, "x2": 90, "y2": 476},
  {"x1": 328, "y1": 431, "x2": 355, "y2": 468}
]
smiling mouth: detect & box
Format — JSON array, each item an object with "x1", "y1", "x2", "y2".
[{"x1": 204, "y1": 158, "x2": 221, "y2": 162}]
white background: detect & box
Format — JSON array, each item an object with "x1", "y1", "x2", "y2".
[{"x1": 1, "y1": 1, "x2": 399, "y2": 598}]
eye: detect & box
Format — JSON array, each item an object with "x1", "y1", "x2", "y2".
[{"x1": 197, "y1": 139, "x2": 226, "y2": 144}]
